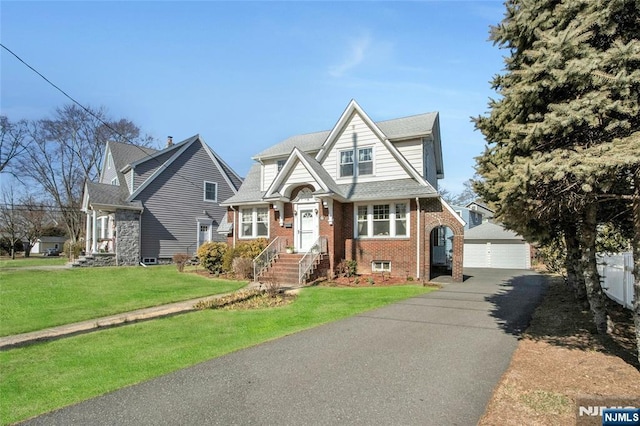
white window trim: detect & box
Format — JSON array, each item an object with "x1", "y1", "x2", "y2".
[
  {"x1": 142, "y1": 257, "x2": 157, "y2": 265},
  {"x1": 357, "y1": 147, "x2": 373, "y2": 176},
  {"x1": 111, "y1": 177, "x2": 119, "y2": 186},
  {"x1": 354, "y1": 200, "x2": 410, "y2": 239},
  {"x1": 338, "y1": 146, "x2": 375, "y2": 179},
  {"x1": 107, "y1": 152, "x2": 113, "y2": 169},
  {"x1": 339, "y1": 149, "x2": 354, "y2": 178},
  {"x1": 204, "y1": 181, "x2": 218, "y2": 202},
  {"x1": 239, "y1": 206, "x2": 270, "y2": 239},
  {"x1": 372, "y1": 261, "x2": 391, "y2": 273}
]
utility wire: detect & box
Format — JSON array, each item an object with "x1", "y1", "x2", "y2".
[{"x1": 1, "y1": 43, "x2": 238, "y2": 204}]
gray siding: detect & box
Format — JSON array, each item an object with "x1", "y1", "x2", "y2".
[
  {"x1": 134, "y1": 141, "x2": 234, "y2": 259},
  {"x1": 101, "y1": 149, "x2": 119, "y2": 184},
  {"x1": 134, "y1": 150, "x2": 177, "y2": 192}
]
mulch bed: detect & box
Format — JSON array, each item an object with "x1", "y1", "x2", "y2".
[{"x1": 479, "y1": 274, "x2": 640, "y2": 425}]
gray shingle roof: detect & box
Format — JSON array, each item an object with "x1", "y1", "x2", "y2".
[
  {"x1": 216, "y1": 213, "x2": 233, "y2": 234},
  {"x1": 85, "y1": 181, "x2": 142, "y2": 209},
  {"x1": 336, "y1": 179, "x2": 437, "y2": 201},
  {"x1": 220, "y1": 163, "x2": 265, "y2": 204},
  {"x1": 109, "y1": 141, "x2": 158, "y2": 171},
  {"x1": 253, "y1": 131, "x2": 329, "y2": 159},
  {"x1": 464, "y1": 222, "x2": 524, "y2": 241},
  {"x1": 253, "y1": 112, "x2": 438, "y2": 160}
]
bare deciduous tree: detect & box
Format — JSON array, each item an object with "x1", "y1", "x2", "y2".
[
  {"x1": 0, "y1": 184, "x2": 24, "y2": 259},
  {"x1": 0, "y1": 115, "x2": 28, "y2": 173},
  {"x1": 17, "y1": 104, "x2": 154, "y2": 242}
]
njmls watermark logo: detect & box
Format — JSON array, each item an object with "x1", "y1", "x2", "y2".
[{"x1": 577, "y1": 396, "x2": 640, "y2": 426}]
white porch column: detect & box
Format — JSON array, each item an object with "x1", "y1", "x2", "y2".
[
  {"x1": 85, "y1": 212, "x2": 91, "y2": 254},
  {"x1": 91, "y1": 210, "x2": 98, "y2": 253}
]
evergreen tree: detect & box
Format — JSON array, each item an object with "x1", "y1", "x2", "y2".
[{"x1": 473, "y1": 0, "x2": 639, "y2": 349}]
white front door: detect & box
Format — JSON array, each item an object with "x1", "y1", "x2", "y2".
[
  {"x1": 199, "y1": 225, "x2": 210, "y2": 245},
  {"x1": 197, "y1": 218, "x2": 213, "y2": 247},
  {"x1": 296, "y1": 204, "x2": 318, "y2": 252}
]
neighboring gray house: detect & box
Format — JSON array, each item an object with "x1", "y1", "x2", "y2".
[
  {"x1": 81, "y1": 135, "x2": 242, "y2": 266},
  {"x1": 465, "y1": 200, "x2": 494, "y2": 222}
]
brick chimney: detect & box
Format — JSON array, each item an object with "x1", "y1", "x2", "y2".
[{"x1": 167, "y1": 136, "x2": 173, "y2": 147}]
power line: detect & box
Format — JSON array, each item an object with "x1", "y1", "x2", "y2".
[{"x1": 0, "y1": 43, "x2": 231, "y2": 205}]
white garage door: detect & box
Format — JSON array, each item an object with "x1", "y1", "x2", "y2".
[
  {"x1": 464, "y1": 242, "x2": 531, "y2": 269},
  {"x1": 464, "y1": 243, "x2": 488, "y2": 268}
]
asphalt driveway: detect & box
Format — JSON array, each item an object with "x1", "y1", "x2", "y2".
[{"x1": 22, "y1": 268, "x2": 547, "y2": 425}]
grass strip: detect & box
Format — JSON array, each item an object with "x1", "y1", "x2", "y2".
[
  {"x1": 0, "y1": 266, "x2": 246, "y2": 336},
  {"x1": 1, "y1": 285, "x2": 433, "y2": 424},
  {"x1": 0, "y1": 256, "x2": 67, "y2": 269}
]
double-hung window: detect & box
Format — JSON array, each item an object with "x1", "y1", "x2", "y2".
[
  {"x1": 340, "y1": 151, "x2": 354, "y2": 177},
  {"x1": 240, "y1": 207, "x2": 269, "y2": 238},
  {"x1": 355, "y1": 201, "x2": 409, "y2": 238},
  {"x1": 358, "y1": 147, "x2": 373, "y2": 175},
  {"x1": 339, "y1": 147, "x2": 373, "y2": 177},
  {"x1": 204, "y1": 181, "x2": 217, "y2": 202}
]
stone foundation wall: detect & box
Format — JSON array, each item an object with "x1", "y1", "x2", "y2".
[{"x1": 115, "y1": 209, "x2": 141, "y2": 266}]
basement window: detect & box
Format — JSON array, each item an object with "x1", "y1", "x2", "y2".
[
  {"x1": 372, "y1": 261, "x2": 391, "y2": 272},
  {"x1": 142, "y1": 258, "x2": 157, "y2": 265}
]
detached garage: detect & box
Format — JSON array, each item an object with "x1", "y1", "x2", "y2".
[{"x1": 464, "y1": 222, "x2": 531, "y2": 269}]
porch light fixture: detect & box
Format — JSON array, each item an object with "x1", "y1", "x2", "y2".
[{"x1": 314, "y1": 208, "x2": 318, "y2": 215}]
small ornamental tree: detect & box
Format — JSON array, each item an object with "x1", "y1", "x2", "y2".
[{"x1": 196, "y1": 242, "x2": 228, "y2": 275}]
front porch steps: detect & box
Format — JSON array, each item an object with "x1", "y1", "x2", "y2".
[
  {"x1": 257, "y1": 252, "x2": 328, "y2": 285},
  {"x1": 69, "y1": 253, "x2": 116, "y2": 267}
]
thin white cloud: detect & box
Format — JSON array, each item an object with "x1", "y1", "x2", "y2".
[{"x1": 328, "y1": 33, "x2": 372, "y2": 78}]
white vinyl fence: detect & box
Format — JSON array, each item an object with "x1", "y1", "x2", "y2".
[{"x1": 597, "y1": 252, "x2": 634, "y2": 310}]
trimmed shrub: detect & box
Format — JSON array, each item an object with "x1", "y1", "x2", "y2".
[
  {"x1": 63, "y1": 239, "x2": 84, "y2": 260},
  {"x1": 222, "y1": 238, "x2": 269, "y2": 273},
  {"x1": 232, "y1": 257, "x2": 254, "y2": 279},
  {"x1": 196, "y1": 242, "x2": 228, "y2": 274},
  {"x1": 337, "y1": 259, "x2": 358, "y2": 278},
  {"x1": 172, "y1": 253, "x2": 190, "y2": 272}
]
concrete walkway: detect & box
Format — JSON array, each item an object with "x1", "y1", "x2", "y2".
[
  {"x1": 0, "y1": 295, "x2": 222, "y2": 350},
  {"x1": 0, "y1": 281, "x2": 302, "y2": 350},
  {"x1": 21, "y1": 268, "x2": 547, "y2": 426}
]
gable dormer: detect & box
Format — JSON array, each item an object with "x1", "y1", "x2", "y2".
[
  {"x1": 316, "y1": 100, "x2": 427, "y2": 185},
  {"x1": 99, "y1": 144, "x2": 120, "y2": 186}
]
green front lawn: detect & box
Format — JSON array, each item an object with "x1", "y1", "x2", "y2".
[
  {"x1": 0, "y1": 255, "x2": 68, "y2": 268},
  {"x1": 0, "y1": 285, "x2": 433, "y2": 425},
  {"x1": 0, "y1": 266, "x2": 246, "y2": 336}
]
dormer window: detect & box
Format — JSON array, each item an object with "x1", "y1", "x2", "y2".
[
  {"x1": 111, "y1": 177, "x2": 119, "y2": 186},
  {"x1": 340, "y1": 147, "x2": 373, "y2": 178}
]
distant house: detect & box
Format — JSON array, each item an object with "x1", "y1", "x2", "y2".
[
  {"x1": 220, "y1": 100, "x2": 465, "y2": 283},
  {"x1": 81, "y1": 135, "x2": 242, "y2": 266},
  {"x1": 465, "y1": 200, "x2": 494, "y2": 223},
  {"x1": 31, "y1": 236, "x2": 66, "y2": 254},
  {"x1": 463, "y1": 221, "x2": 532, "y2": 269}
]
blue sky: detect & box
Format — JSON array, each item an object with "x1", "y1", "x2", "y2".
[{"x1": 1, "y1": 1, "x2": 506, "y2": 194}]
